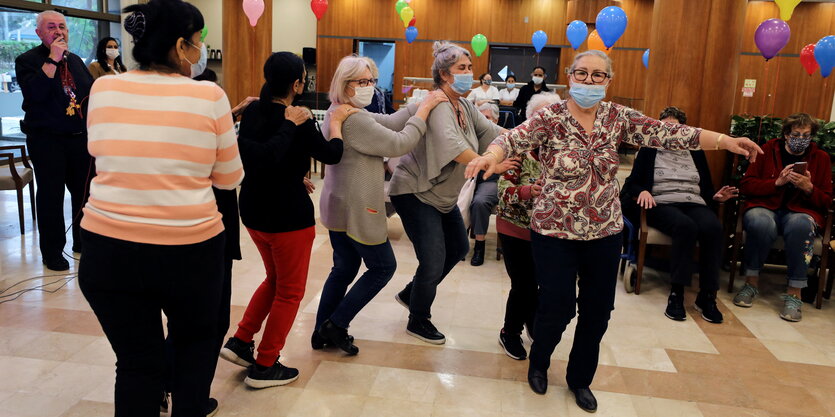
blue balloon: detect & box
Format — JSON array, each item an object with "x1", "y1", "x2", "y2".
[
  {"x1": 596, "y1": 6, "x2": 628, "y2": 49},
  {"x1": 532, "y1": 30, "x2": 548, "y2": 53},
  {"x1": 566, "y1": 20, "x2": 588, "y2": 51},
  {"x1": 405, "y1": 26, "x2": 418, "y2": 44},
  {"x1": 815, "y1": 35, "x2": 835, "y2": 78},
  {"x1": 642, "y1": 49, "x2": 649, "y2": 69}
]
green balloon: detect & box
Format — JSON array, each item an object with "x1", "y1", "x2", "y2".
[
  {"x1": 471, "y1": 34, "x2": 488, "y2": 57},
  {"x1": 395, "y1": 0, "x2": 407, "y2": 16},
  {"x1": 201, "y1": 26, "x2": 208, "y2": 42}
]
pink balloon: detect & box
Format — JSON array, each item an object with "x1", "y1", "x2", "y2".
[
  {"x1": 754, "y1": 18, "x2": 790, "y2": 61},
  {"x1": 242, "y1": 0, "x2": 265, "y2": 27}
]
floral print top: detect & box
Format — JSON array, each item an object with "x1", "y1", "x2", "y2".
[
  {"x1": 492, "y1": 101, "x2": 702, "y2": 241},
  {"x1": 497, "y1": 151, "x2": 542, "y2": 230}
]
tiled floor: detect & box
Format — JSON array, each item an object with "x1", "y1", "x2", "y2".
[{"x1": 1, "y1": 170, "x2": 834, "y2": 417}]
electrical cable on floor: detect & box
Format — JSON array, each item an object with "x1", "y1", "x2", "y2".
[{"x1": 0, "y1": 274, "x2": 77, "y2": 305}]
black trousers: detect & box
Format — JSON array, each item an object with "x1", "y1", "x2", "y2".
[
  {"x1": 528, "y1": 232, "x2": 621, "y2": 389},
  {"x1": 25, "y1": 133, "x2": 93, "y2": 258},
  {"x1": 498, "y1": 233, "x2": 538, "y2": 335},
  {"x1": 645, "y1": 203, "x2": 722, "y2": 292},
  {"x1": 79, "y1": 230, "x2": 225, "y2": 417}
]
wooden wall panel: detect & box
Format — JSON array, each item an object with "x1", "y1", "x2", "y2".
[
  {"x1": 222, "y1": 0, "x2": 273, "y2": 107},
  {"x1": 314, "y1": 37, "x2": 354, "y2": 99}
]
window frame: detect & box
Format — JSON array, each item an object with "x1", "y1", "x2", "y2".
[{"x1": 0, "y1": 0, "x2": 120, "y2": 23}]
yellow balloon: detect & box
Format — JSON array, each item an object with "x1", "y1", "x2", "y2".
[
  {"x1": 400, "y1": 6, "x2": 414, "y2": 28},
  {"x1": 775, "y1": 0, "x2": 801, "y2": 21}
]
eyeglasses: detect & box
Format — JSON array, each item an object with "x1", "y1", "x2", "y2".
[
  {"x1": 348, "y1": 78, "x2": 378, "y2": 87},
  {"x1": 788, "y1": 133, "x2": 812, "y2": 139},
  {"x1": 570, "y1": 70, "x2": 609, "y2": 84}
]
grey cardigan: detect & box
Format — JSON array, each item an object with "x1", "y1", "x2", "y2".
[{"x1": 320, "y1": 105, "x2": 426, "y2": 245}]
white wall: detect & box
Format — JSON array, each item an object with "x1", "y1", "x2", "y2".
[
  {"x1": 188, "y1": 0, "x2": 223, "y2": 52},
  {"x1": 272, "y1": 0, "x2": 317, "y2": 54}
]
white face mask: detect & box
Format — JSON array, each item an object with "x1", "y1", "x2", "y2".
[
  {"x1": 349, "y1": 85, "x2": 375, "y2": 108},
  {"x1": 532, "y1": 76, "x2": 544, "y2": 85},
  {"x1": 105, "y1": 49, "x2": 120, "y2": 60}
]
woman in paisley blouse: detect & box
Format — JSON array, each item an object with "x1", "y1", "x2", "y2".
[{"x1": 466, "y1": 50, "x2": 762, "y2": 413}]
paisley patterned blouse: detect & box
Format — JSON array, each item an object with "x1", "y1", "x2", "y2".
[{"x1": 493, "y1": 100, "x2": 702, "y2": 241}]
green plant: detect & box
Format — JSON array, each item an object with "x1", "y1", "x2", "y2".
[
  {"x1": 730, "y1": 114, "x2": 782, "y2": 145},
  {"x1": 814, "y1": 120, "x2": 835, "y2": 156}
]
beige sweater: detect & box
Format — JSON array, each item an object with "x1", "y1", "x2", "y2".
[{"x1": 319, "y1": 105, "x2": 426, "y2": 245}]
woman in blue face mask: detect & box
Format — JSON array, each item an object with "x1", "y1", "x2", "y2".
[{"x1": 466, "y1": 49, "x2": 763, "y2": 413}]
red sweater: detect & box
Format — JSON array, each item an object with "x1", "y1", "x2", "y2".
[{"x1": 740, "y1": 138, "x2": 832, "y2": 227}]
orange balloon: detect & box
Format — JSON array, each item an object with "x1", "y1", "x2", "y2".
[{"x1": 587, "y1": 30, "x2": 609, "y2": 54}]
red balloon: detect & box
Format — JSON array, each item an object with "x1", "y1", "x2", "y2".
[
  {"x1": 311, "y1": 0, "x2": 328, "y2": 20},
  {"x1": 409, "y1": 17, "x2": 416, "y2": 27},
  {"x1": 800, "y1": 44, "x2": 819, "y2": 76}
]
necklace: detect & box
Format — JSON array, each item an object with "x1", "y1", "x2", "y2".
[{"x1": 441, "y1": 89, "x2": 468, "y2": 134}]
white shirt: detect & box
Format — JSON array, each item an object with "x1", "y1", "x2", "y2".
[
  {"x1": 467, "y1": 85, "x2": 500, "y2": 103},
  {"x1": 499, "y1": 88, "x2": 519, "y2": 103}
]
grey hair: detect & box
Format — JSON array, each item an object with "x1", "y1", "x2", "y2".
[
  {"x1": 431, "y1": 41, "x2": 471, "y2": 88},
  {"x1": 478, "y1": 102, "x2": 499, "y2": 121},
  {"x1": 569, "y1": 50, "x2": 614, "y2": 78},
  {"x1": 36, "y1": 10, "x2": 65, "y2": 29},
  {"x1": 526, "y1": 92, "x2": 562, "y2": 119}
]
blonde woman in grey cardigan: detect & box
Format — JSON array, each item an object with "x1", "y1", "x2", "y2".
[{"x1": 314, "y1": 56, "x2": 448, "y2": 354}]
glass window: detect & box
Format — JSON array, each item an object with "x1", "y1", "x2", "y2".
[
  {"x1": 107, "y1": 0, "x2": 122, "y2": 15},
  {"x1": 52, "y1": 0, "x2": 101, "y2": 12}
]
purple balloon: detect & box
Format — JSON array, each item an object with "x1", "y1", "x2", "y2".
[{"x1": 754, "y1": 18, "x2": 791, "y2": 61}]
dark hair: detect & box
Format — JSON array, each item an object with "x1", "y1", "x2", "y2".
[
  {"x1": 193, "y1": 68, "x2": 217, "y2": 83},
  {"x1": 532, "y1": 66, "x2": 547, "y2": 74},
  {"x1": 258, "y1": 52, "x2": 305, "y2": 120},
  {"x1": 781, "y1": 113, "x2": 819, "y2": 138},
  {"x1": 506, "y1": 75, "x2": 516, "y2": 82},
  {"x1": 123, "y1": 0, "x2": 204, "y2": 70},
  {"x1": 478, "y1": 72, "x2": 490, "y2": 82},
  {"x1": 95, "y1": 37, "x2": 127, "y2": 74},
  {"x1": 659, "y1": 106, "x2": 687, "y2": 124}
]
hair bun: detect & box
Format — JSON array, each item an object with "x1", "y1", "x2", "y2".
[
  {"x1": 432, "y1": 41, "x2": 450, "y2": 58},
  {"x1": 124, "y1": 10, "x2": 147, "y2": 40}
]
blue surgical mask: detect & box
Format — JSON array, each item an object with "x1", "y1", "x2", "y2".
[
  {"x1": 450, "y1": 73, "x2": 474, "y2": 95},
  {"x1": 506, "y1": 83, "x2": 516, "y2": 89},
  {"x1": 483, "y1": 79, "x2": 492, "y2": 86},
  {"x1": 569, "y1": 82, "x2": 606, "y2": 109},
  {"x1": 186, "y1": 41, "x2": 208, "y2": 79}
]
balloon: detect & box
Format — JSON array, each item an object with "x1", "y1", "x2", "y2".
[
  {"x1": 815, "y1": 35, "x2": 835, "y2": 78},
  {"x1": 311, "y1": 0, "x2": 328, "y2": 20},
  {"x1": 242, "y1": 0, "x2": 265, "y2": 27},
  {"x1": 405, "y1": 26, "x2": 418, "y2": 44},
  {"x1": 471, "y1": 34, "x2": 488, "y2": 57},
  {"x1": 532, "y1": 30, "x2": 548, "y2": 53},
  {"x1": 400, "y1": 6, "x2": 414, "y2": 28},
  {"x1": 200, "y1": 27, "x2": 208, "y2": 42},
  {"x1": 800, "y1": 44, "x2": 818, "y2": 76},
  {"x1": 566, "y1": 20, "x2": 588, "y2": 51},
  {"x1": 754, "y1": 18, "x2": 790, "y2": 61},
  {"x1": 587, "y1": 30, "x2": 608, "y2": 54},
  {"x1": 408, "y1": 17, "x2": 416, "y2": 27},
  {"x1": 595, "y1": 6, "x2": 627, "y2": 49},
  {"x1": 395, "y1": 0, "x2": 407, "y2": 16},
  {"x1": 775, "y1": 0, "x2": 802, "y2": 21},
  {"x1": 642, "y1": 49, "x2": 649, "y2": 69}
]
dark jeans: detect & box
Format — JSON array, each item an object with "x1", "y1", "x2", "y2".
[
  {"x1": 79, "y1": 230, "x2": 225, "y2": 417},
  {"x1": 26, "y1": 133, "x2": 93, "y2": 258},
  {"x1": 646, "y1": 203, "x2": 722, "y2": 292},
  {"x1": 470, "y1": 179, "x2": 498, "y2": 236},
  {"x1": 316, "y1": 231, "x2": 397, "y2": 330},
  {"x1": 529, "y1": 232, "x2": 621, "y2": 389},
  {"x1": 743, "y1": 207, "x2": 817, "y2": 288},
  {"x1": 499, "y1": 232, "x2": 538, "y2": 335},
  {"x1": 391, "y1": 193, "x2": 469, "y2": 320}
]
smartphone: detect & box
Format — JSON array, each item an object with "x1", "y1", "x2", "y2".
[{"x1": 792, "y1": 162, "x2": 807, "y2": 174}]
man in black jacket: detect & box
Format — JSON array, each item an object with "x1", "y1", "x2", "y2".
[
  {"x1": 15, "y1": 10, "x2": 94, "y2": 270},
  {"x1": 512, "y1": 66, "x2": 550, "y2": 123}
]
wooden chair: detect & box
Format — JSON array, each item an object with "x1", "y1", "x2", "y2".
[
  {"x1": 0, "y1": 145, "x2": 36, "y2": 234},
  {"x1": 727, "y1": 199, "x2": 833, "y2": 309}
]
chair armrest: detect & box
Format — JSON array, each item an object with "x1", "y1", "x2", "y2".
[
  {"x1": 822, "y1": 206, "x2": 834, "y2": 247},
  {"x1": 0, "y1": 153, "x2": 21, "y2": 182},
  {"x1": 640, "y1": 206, "x2": 648, "y2": 236},
  {"x1": 0, "y1": 144, "x2": 31, "y2": 168},
  {"x1": 734, "y1": 198, "x2": 746, "y2": 234}
]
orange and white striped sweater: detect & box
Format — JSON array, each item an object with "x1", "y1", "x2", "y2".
[{"x1": 81, "y1": 70, "x2": 244, "y2": 245}]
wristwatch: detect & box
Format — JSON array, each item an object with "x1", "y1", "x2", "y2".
[{"x1": 45, "y1": 57, "x2": 61, "y2": 66}]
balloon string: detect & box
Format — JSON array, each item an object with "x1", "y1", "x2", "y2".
[
  {"x1": 770, "y1": 57, "x2": 782, "y2": 117},
  {"x1": 755, "y1": 60, "x2": 770, "y2": 143}
]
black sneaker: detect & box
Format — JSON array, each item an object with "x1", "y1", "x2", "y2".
[
  {"x1": 312, "y1": 330, "x2": 354, "y2": 350},
  {"x1": 43, "y1": 256, "x2": 70, "y2": 271},
  {"x1": 694, "y1": 291, "x2": 724, "y2": 324},
  {"x1": 665, "y1": 292, "x2": 686, "y2": 321},
  {"x1": 318, "y1": 319, "x2": 359, "y2": 355},
  {"x1": 244, "y1": 359, "x2": 299, "y2": 389},
  {"x1": 406, "y1": 317, "x2": 445, "y2": 344},
  {"x1": 470, "y1": 241, "x2": 485, "y2": 266},
  {"x1": 498, "y1": 329, "x2": 527, "y2": 360},
  {"x1": 206, "y1": 398, "x2": 219, "y2": 417},
  {"x1": 219, "y1": 337, "x2": 255, "y2": 367}
]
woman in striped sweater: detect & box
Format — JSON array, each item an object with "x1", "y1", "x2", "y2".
[{"x1": 78, "y1": 1, "x2": 243, "y2": 415}]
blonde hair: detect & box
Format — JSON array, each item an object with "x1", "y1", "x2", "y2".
[
  {"x1": 329, "y1": 55, "x2": 378, "y2": 104},
  {"x1": 526, "y1": 92, "x2": 561, "y2": 119}
]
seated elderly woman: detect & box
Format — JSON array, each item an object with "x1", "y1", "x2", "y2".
[
  {"x1": 468, "y1": 102, "x2": 502, "y2": 266},
  {"x1": 621, "y1": 106, "x2": 738, "y2": 323},
  {"x1": 467, "y1": 50, "x2": 760, "y2": 412},
  {"x1": 734, "y1": 113, "x2": 832, "y2": 322}
]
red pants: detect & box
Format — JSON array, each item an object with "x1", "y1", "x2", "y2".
[{"x1": 234, "y1": 226, "x2": 315, "y2": 367}]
